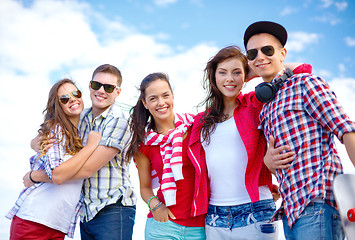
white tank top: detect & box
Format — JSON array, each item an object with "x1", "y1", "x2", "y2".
[
  {"x1": 202, "y1": 117, "x2": 271, "y2": 206},
  {"x1": 16, "y1": 154, "x2": 83, "y2": 234}
]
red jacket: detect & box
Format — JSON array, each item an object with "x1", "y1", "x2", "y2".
[
  {"x1": 141, "y1": 123, "x2": 209, "y2": 226},
  {"x1": 192, "y1": 64, "x2": 313, "y2": 203},
  {"x1": 187, "y1": 116, "x2": 210, "y2": 216},
  {"x1": 193, "y1": 92, "x2": 272, "y2": 203}
]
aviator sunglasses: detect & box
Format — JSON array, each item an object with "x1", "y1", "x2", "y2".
[
  {"x1": 90, "y1": 80, "x2": 119, "y2": 93},
  {"x1": 246, "y1": 45, "x2": 275, "y2": 61},
  {"x1": 59, "y1": 90, "x2": 82, "y2": 104}
]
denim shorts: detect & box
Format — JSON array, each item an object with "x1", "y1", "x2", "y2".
[
  {"x1": 282, "y1": 202, "x2": 345, "y2": 240},
  {"x1": 205, "y1": 199, "x2": 276, "y2": 229}
]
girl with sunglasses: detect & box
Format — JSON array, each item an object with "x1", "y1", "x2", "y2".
[
  {"x1": 195, "y1": 46, "x2": 311, "y2": 239},
  {"x1": 126, "y1": 73, "x2": 209, "y2": 240},
  {"x1": 6, "y1": 79, "x2": 101, "y2": 240}
]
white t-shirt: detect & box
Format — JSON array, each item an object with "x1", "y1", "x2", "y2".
[
  {"x1": 202, "y1": 117, "x2": 272, "y2": 206},
  {"x1": 16, "y1": 154, "x2": 83, "y2": 234}
]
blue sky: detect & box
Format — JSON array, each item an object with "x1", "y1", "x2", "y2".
[
  {"x1": 83, "y1": 0, "x2": 355, "y2": 77},
  {"x1": 0, "y1": 0, "x2": 354, "y2": 239}
]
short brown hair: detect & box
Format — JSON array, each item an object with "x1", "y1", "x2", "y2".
[{"x1": 92, "y1": 64, "x2": 122, "y2": 86}]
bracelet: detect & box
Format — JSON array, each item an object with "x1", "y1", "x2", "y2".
[
  {"x1": 151, "y1": 202, "x2": 162, "y2": 212},
  {"x1": 29, "y1": 171, "x2": 40, "y2": 184},
  {"x1": 147, "y1": 196, "x2": 159, "y2": 211}
]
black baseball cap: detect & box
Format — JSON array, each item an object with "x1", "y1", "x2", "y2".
[{"x1": 243, "y1": 21, "x2": 287, "y2": 48}]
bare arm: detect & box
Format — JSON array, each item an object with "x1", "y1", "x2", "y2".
[
  {"x1": 30, "y1": 135, "x2": 41, "y2": 152},
  {"x1": 343, "y1": 132, "x2": 355, "y2": 167},
  {"x1": 135, "y1": 151, "x2": 175, "y2": 222},
  {"x1": 50, "y1": 131, "x2": 101, "y2": 184},
  {"x1": 69, "y1": 144, "x2": 119, "y2": 180},
  {"x1": 23, "y1": 170, "x2": 51, "y2": 187},
  {"x1": 25, "y1": 131, "x2": 101, "y2": 185},
  {"x1": 30, "y1": 135, "x2": 55, "y2": 152}
]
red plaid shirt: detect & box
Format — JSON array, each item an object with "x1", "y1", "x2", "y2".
[{"x1": 259, "y1": 68, "x2": 355, "y2": 227}]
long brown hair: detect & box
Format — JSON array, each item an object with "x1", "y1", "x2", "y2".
[
  {"x1": 38, "y1": 78, "x2": 83, "y2": 157},
  {"x1": 126, "y1": 72, "x2": 172, "y2": 160},
  {"x1": 199, "y1": 46, "x2": 248, "y2": 144}
]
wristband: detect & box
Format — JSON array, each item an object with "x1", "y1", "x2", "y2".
[
  {"x1": 147, "y1": 195, "x2": 159, "y2": 211},
  {"x1": 151, "y1": 202, "x2": 162, "y2": 212},
  {"x1": 29, "y1": 171, "x2": 41, "y2": 184}
]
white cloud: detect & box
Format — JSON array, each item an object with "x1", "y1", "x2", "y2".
[
  {"x1": 335, "y1": 1, "x2": 348, "y2": 11},
  {"x1": 322, "y1": 76, "x2": 355, "y2": 175},
  {"x1": 286, "y1": 32, "x2": 320, "y2": 52},
  {"x1": 317, "y1": 69, "x2": 333, "y2": 79},
  {"x1": 279, "y1": 6, "x2": 298, "y2": 17},
  {"x1": 313, "y1": 13, "x2": 341, "y2": 25},
  {"x1": 338, "y1": 63, "x2": 346, "y2": 73},
  {"x1": 320, "y1": 0, "x2": 348, "y2": 11},
  {"x1": 153, "y1": 0, "x2": 178, "y2": 7},
  {"x1": 320, "y1": 0, "x2": 333, "y2": 8},
  {"x1": 345, "y1": 37, "x2": 355, "y2": 47},
  {"x1": 0, "y1": 0, "x2": 217, "y2": 238},
  {"x1": 190, "y1": 0, "x2": 204, "y2": 7}
]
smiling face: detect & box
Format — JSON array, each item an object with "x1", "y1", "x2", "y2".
[
  {"x1": 246, "y1": 33, "x2": 287, "y2": 82},
  {"x1": 215, "y1": 57, "x2": 245, "y2": 104},
  {"x1": 142, "y1": 79, "x2": 174, "y2": 126},
  {"x1": 89, "y1": 72, "x2": 121, "y2": 117},
  {"x1": 58, "y1": 83, "x2": 84, "y2": 123}
]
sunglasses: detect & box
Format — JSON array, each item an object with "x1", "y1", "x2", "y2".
[
  {"x1": 90, "y1": 80, "x2": 119, "y2": 93},
  {"x1": 246, "y1": 45, "x2": 275, "y2": 61},
  {"x1": 59, "y1": 90, "x2": 82, "y2": 104}
]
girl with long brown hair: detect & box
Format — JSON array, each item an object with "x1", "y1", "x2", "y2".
[
  {"x1": 126, "y1": 72, "x2": 208, "y2": 239},
  {"x1": 6, "y1": 79, "x2": 101, "y2": 240},
  {"x1": 195, "y1": 46, "x2": 311, "y2": 239}
]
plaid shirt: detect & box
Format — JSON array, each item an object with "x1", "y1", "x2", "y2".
[
  {"x1": 79, "y1": 99, "x2": 136, "y2": 222},
  {"x1": 259, "y1": 68, "x2": 355, "y2": 227},
  {"x1": 6, "y1": 127, "x2": 82, "y2": 238}
]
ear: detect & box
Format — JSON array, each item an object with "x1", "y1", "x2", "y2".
[
  {"x1": 142, "y1": 99, "x2": 148, "y2": 109},
  {"x1": 280, "y1": 47, "x2": 287, "y2": 62},
  {"x1": 116, "y1": 87, "x2": 122, "y2": 96}
]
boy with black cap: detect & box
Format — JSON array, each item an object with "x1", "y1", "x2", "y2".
[{"x1": 244, "y1": 21, "x2": 355, "y2": 239}]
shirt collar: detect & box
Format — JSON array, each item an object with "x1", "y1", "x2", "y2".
[{"x1": 271, "y1": 67, "x2": 286, "y2": 84}]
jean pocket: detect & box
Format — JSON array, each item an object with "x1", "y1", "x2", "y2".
[{"x1": 260, "y1": 222, "x2": 277, "y2": 233}]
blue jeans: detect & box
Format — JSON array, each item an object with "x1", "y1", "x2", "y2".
[
  {"x1": 205, "y1": 199, "x2": 278, "y2": 239},
  {"x1": 282, "y1": 202, "x2": 345, "y2": 240},
  {"x1": 145, "y1": 218, "x2": 206, "y2": 240},
  {"x1": 80, "y1": 200, "x2": 136, "y2": 240}
]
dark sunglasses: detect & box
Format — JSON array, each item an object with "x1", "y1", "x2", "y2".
[
  {"x1": 59, "y1": 90, "x2": 82, "y2": 104},
  {"x1": 246, "y1": 45, "x2": 275, "y2": 61},
  {"x1": 90, "y1": 80, "x2": 119, "y2": 93}
]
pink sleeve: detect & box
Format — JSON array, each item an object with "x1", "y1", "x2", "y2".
[{"x1": 293, "y1": 63, "x2": 312, "y2": 74}]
